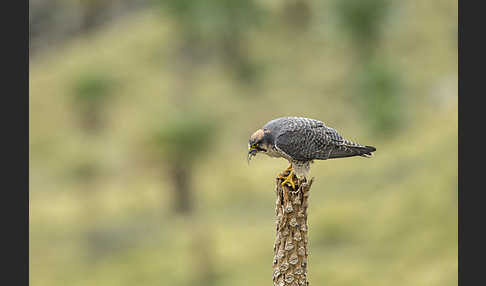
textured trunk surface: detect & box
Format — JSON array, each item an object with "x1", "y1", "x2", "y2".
[{"x1": 273, "y1": 169, "x2": 314, "y2": 286}]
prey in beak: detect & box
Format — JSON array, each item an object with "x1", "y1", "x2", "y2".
[
  {"x1": 247, "y1": 145, "x2": 258, "y2": 165},
  {"x1": 247, "y1": 128, "x2": 271, "y2": 165}
]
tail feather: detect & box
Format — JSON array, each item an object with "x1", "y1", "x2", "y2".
[
  {"x1": 328, "y1": 145, "x2": 376, "y2": 159},
  {"x1": 359, "y1": 145, "x2": 376, "y2": 157}
]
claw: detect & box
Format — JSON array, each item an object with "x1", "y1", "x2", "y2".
[
  {"x1": 277, "y1": 164, "x2": 299, "y2": 209},
  {"x1": 281, "y1": 170, "x2": 296, "y2": 190}
]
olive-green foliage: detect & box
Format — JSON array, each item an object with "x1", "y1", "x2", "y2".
[
  {"x1": 70, "y1": 71, "x2": 117, "y2": 132},
  {"x1": 155, "y1": 0, "x2": 264, "y2": 83},
  {"x1": 151, "y1": 114, "x2": 217, "y2": 164},
  {"x1": 148, "y1": 114, "x2": 218, "y2": 214},
  {"x1": 355, "y1": 61, "x2": 404, "y2": 137},
  {"x1": 333, "y1": 0, "x2": 403, "y2": 136},
  {"x1": 71, "y1": 71, "x2": 114, "y2": 106},
  {"x1": 334, "y1": 0, "x2": 391, "y2": 54},
  {"x1": 156, "y1": 0, "x2": 262, "y2": 37}
]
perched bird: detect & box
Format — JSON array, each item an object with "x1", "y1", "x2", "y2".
[{"x1": 248, "y1": 117, "x2": 376, "y2": 189}]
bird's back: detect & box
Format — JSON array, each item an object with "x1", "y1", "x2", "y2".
[
  {"x1": 264, "y1": 117, "x2": 376, "y2": 161},
  {"x1": 263, "y1": 117, "x2": 325, "y2": 134}
]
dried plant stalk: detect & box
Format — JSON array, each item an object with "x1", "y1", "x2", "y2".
[{"x1": 273, "y1": 168, "x2": 314, "y2": 286}]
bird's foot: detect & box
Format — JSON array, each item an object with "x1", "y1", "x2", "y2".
[{"x1": 280, "y1": 170, "x2": 296, "y2": 191}]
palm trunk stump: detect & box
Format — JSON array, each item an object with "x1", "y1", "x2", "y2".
[{"x1": 273, "y1": 168, "x2": 314, "y2": 286}]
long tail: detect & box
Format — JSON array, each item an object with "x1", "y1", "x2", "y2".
[
  {"x1": 354, "y1": 145, "x2": 376, "y2": 157},
  {"x1": 328, "y1": 144, "x2": 376, "y2": 159}
]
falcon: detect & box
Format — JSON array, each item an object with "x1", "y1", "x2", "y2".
[{"x1": 248, "y1": 117, "x2": 376, "y2": 189}]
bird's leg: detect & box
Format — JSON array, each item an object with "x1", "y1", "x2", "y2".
[{"x1": 277, "y1": 164, "x2": 293, "y2": 179}]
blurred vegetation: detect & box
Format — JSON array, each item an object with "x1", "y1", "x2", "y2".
[
  {"x1": 30, "y1": 0, "x2": 457, "y2": 286},
  {"x1": 334, "y1": 0, "x2": 391, "y2": 59},
  {"x1": 333, "y1": 0, "x2": 405, "y2": 137},
  {"x1": 147, "y1": 114, "x2": 218, "y2": 214},
  {"x1": 281, "y1": 0, "x2": 312, "y2": 31},
  {"x1": 29, "y1": 0, "x2": 149, "y2": 56},
  {"x1": 354, "y1": 60, "x2": 404, "y2": 137},
  {"x1": 70, "y1": 70, "x2": 117, "y2": 133},
  {"x1": 154, "y1": 0, "x2": 264, "y2": 84}
]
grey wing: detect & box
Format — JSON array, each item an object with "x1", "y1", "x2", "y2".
[
  {"x1": 275, "y1": 126, "x2": 332, "y2": 161},
  {"x1": 269, "y1": 117, "x2": 375, "y2": 160},
  {"x1": 318, "y1": 127, "x2": 375, "y2": 159}
]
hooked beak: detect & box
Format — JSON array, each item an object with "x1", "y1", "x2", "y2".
[{"x1": 247, "y1": 146, "x2": 258, "y2": 165}]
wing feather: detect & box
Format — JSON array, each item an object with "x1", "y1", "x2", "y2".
[{"x1": 269, "y1": 117, "x2": 376, "y2": 161}]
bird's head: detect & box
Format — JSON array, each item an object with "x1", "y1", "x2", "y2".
[{"x1": 248, "y1": 128, "x2": 273, "y2": 164}]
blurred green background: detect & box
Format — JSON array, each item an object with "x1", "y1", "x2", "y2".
[{"x1": 29, "y1": 0, "x2": 457, "y2": 285}]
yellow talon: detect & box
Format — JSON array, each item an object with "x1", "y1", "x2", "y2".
[
  {"x1": 281, "y1": 170, "x2": 296, "y2": 190},
  {"x1": 277, "y1": 164, "x2": 296, "y2": 207}
]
